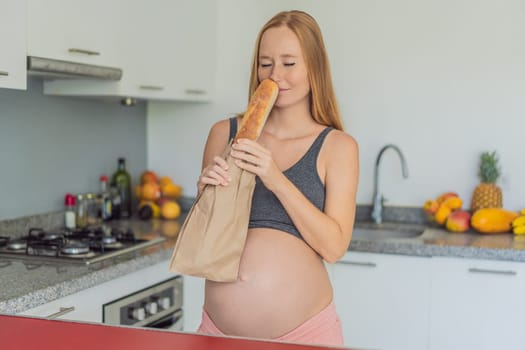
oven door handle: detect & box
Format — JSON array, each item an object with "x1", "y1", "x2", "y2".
[{"x1": 46, "y1": 306, "x2": 75, "y2": 319}]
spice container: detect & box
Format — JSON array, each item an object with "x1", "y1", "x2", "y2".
[
  {"x1": 86, "y1": 192, "x2": 102, "y2": 226},
  {"x1": 64, "y1": 193, "x2": 76, "y2": 229},
  {"x1": 76, "y1": 194, "x2": 88, "y2": 228}
]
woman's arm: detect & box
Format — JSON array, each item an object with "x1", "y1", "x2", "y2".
[
  {"x1": 231, "y1": 130, "x2": 359, "y2": 263},
  {"x1": 197, "y1": 119, "x2": 232, "y2": 195}
]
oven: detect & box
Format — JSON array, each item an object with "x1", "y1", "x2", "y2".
[{"x1": 103, "y1": 276, "x2": 183, "y2": 331}]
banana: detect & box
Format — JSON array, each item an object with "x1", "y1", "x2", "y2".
[
  {"x1": 521, "y1": 208, "x2": 525, "y2": 215},
  {"x1": 513, "y1": 225, "x2": 525, "y2": 235},
  {"x1": 512, "y1": 215, "x2": 525, "y2": 228}
]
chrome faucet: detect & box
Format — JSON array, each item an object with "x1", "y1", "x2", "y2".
[{"x1": 371, "y1": 144, "x2": 409, "y2": 224}]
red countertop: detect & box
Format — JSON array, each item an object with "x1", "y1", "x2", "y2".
[{"x1": 0, "y1": 315, "x2": 351, "y2": 350}]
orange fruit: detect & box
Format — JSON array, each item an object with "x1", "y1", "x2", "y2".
[
  {"x1": 140, "y1": 170, "x2": 159, "y2": 185},
  {"x1": 161, "y1": 201, "x2": 181, "y2": 220},
  {"x1": 159, "y1": 176, "x2": 174, "y2": 187},
  {"x1": 160, "y1": 220, "x2": 181, "y2": 238},
  {"x1": 139, "y1": 182, "x2": 161, "y2": 201},
  {"x1": 161, "y1": 183, "x2": 183, "y2": 199}
]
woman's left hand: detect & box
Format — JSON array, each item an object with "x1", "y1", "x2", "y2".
[{"x1": 230, "y1": 138, "x2": 284, "y2": 191}]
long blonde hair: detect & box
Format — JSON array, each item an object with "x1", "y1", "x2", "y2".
[{"x1": 245, "y1": 10, "x2": 343, "y2": 131}]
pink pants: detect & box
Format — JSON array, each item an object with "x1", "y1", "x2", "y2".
[{"x1": 197, "y1": 301, "x2": 344, "y2": 346}]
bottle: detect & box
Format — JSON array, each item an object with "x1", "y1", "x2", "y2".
[
  {"x1": 111, "y1": 158, "x2": 132, "y2": 218},
  {"x1": 64, "y1": 193, "x2": 76, "y2": 230},
  {"x1": 110, "y1": 186, "x2": 122, "y2": 220},
  {"x1": 99, "y1": 175, "x2": 113, "y2": 221}
]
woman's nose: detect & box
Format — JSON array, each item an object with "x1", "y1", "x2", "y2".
[{"x1": 270, "y1": 65, "x2": 282, "y2": 82}]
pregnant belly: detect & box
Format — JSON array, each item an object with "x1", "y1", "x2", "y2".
[{"x1": 203, "y1": 228, "x2": 333, "y2": 339}]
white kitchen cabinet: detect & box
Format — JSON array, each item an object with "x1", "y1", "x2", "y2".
[
  {"x1": 42, "y1": 0, "x2": 216, "y2": 102},
  {"x1": 20, "y1": 261, "x2": 176, "y2": 323},
  {"x1": 27, "y1": 0, "x2": 120, "y2": 67},
  {"x1": 183, "y1": 275, "x2": 205, "y2": 332},
  {"x1": 332, "y1": 251, "x2": 431, "y2": 350},
  {"x1": 428, "y1": 257, "x2": 525, "y2": 350},
  {"x1": 0, "y1": 0, "x2": 26, "y2": 90}
]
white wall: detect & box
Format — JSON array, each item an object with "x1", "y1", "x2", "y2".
[{"x1": 148, "y1": 0, "x2": 525, "y2": 211}]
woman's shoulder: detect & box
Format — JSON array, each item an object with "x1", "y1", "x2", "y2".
[
  {"x1": 208, "y1": 117, "x2": 236, "y2": 140},
  {"x1": 324, "y1": 128, "x2": 358, "y2": 153},
  {"x1": 320, "y1": 128, "x2": 359, "y2": 168}
]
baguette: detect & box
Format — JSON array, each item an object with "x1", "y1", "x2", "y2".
[{"x1": 234, "y1": 79, "x2": 279, "y2": 142}]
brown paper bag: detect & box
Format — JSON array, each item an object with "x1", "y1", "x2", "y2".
[
  {"x1": 168, "y1": 79, "x2": 278, "y2": 282},
  {"x1": 168, "y1": 142, "x2": 256, "y2": 282}
]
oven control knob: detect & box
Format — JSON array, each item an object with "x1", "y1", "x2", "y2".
[
  {"x1": 130, "y1": 307, "x2": 146, "y2": 321},
  {"x1": 158, "y1": 297, "x2": 171, "y2": 310},
  {"x1": 145, "y1": 301, "x2": 158, "y2": 315}
]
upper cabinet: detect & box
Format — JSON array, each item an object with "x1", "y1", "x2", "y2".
[
  {"x1": 41, "y1": 0, "x2": 216, "y2": 102},
  {"x1": 27, "y1": 0, "x2": 120, "y2": 67},
  {"x1": 0, "y1": 0, "x2": 26, "y2": 90}
]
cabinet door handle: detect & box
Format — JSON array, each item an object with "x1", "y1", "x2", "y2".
[
  {"x1": 68, "y1": 48, "x2": 100, "y2": 56},
  {"x1": 46, "y1": 306, "x2": 75, "y2": 319},
  {"x1": 337, "y1": 261, "x2": 377, "y2": 268},
  {"x1": 140, "y1": 85, "x2": 164, "y2": 91},
  {"x1": 0, "y1": 71, "x2": 8, "y2": 76},
  {"x1": 185, "y1": 89, "x2": 206, "y2": 95},
  {"x1": 468, "y1": 268, "x2": 517, "y2": 276}
]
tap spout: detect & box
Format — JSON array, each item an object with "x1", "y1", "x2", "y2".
[{"x1": 371, "y1": 144, "x2": 409, "y2": 224}]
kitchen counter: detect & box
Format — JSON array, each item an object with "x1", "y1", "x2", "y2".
[
  {"x1": 0, "y1": 314, "x2": 352, "y2": 350},
  {"x1": 350, "y1": 224, "x2": 525, "y2": 262},
  {"x1": 0, "y1": 218, "x2": 184, "y2": 314},
  {"x1": 2, "y1": 214, "x2": 525, "y2": 315}
]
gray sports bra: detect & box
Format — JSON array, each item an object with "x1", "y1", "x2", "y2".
[{"x1": 228, "y1": 117, "x2": 333, "y2": 240}]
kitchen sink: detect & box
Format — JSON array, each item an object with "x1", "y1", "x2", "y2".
[{"x1": 352, "y1": 221, "x2": 427, "y2": 240}]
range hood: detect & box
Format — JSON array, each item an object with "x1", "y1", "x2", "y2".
[{"x1": 27, "y1": 56, "x2": 122, "y2": 81}]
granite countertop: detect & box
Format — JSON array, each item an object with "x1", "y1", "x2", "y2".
[
  {"x1": 0, "y1": 218, "x2": 183, "y2": 314},
  {"x1": 350, "y1": 223, "x2": 525, "y2": 262},
  {"x1": 2, "y1": 210, "x2": 525, "y2": 315}
]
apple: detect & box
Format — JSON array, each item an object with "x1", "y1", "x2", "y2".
[{"x1": 445, "y1": 210, "x2": 471, "y2": 233}]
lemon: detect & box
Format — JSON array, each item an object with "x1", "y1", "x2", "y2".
[{"x1": 161, "y1": 201, "x2": 181, "y2": 220}]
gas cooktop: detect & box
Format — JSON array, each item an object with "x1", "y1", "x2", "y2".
[{"x1": 0, "y1": 226, "x2": 166, "y2": 265}]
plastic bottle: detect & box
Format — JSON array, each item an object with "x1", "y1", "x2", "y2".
[
  {"x1": 99, "y1": 175, "x2": 113, "y2": 221},
  {"x1": 64, "y1": 193, "x2": 76, "y2": 230},
  {"x1": 111, "y1": 158, "x2": 132, "y2": 218}
]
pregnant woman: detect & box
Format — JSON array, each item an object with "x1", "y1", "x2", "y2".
[{"x1": 196, "y1": 10, "x2": 359, "y2": 346}]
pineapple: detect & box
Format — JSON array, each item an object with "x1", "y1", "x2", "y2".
[{"x1": 470, "y1": 151, "x2": 503, "y2": 212}]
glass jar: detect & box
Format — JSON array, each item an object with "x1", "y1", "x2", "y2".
[
  {"x1": 76, "y1": 194, "x2": 88, "y2": 229},
  {"x1": 85, "y1": 192, "x2": 102, "y2": 226}
]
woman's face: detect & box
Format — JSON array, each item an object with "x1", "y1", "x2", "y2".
[{"x1": 258, "y1": 26, "x2": 310, "y2": 109}]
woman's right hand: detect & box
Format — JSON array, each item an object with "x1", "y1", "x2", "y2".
[{"x1": 197, "y1": 156, "x2": 231, "y2": 194}]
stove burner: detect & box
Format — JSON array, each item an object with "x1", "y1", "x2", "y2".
[
  {"x1": 0, "y1": 225, "x2": 163, "y2": 265},
  {"x1": 101, "y1": 235, "x2": 117, "y2": 245},
  {"x1": 61, "y1": 241, "x2": 90, "y2": 255},
  {"x1": 8, "y1": 239, "x2": 27, "y2": 251},
  {"x1": 0, "y1": 236, "x2": 9, "y2": 247},
  {"x1": 42, "y1": 232, "x2": 64, "y2": 241}
]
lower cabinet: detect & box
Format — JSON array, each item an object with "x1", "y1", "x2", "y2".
[
  {"x1": 182, "y1": 275, "x2": 205, "y2": 332},
  {"x1": 332, "y1": 252, "x2": 432, "y2": 350},
  {"x1": 428, "y1": 257, "x2": 525, "y2": 350}
]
